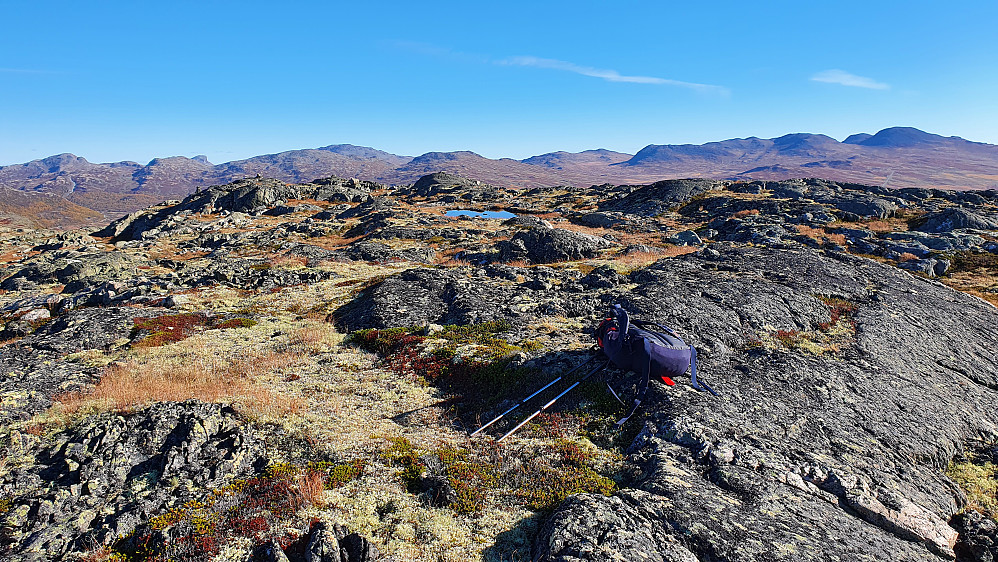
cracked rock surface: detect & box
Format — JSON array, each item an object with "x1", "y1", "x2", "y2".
[
  {"x1": 535, "y1": 245, "x2": 998, "y2": 561},
  {"x1": 0, "y1": 401, "x2": 267, "y2": 560}
]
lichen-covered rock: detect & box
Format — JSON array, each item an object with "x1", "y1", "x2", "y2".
[
  {"x1": 535, "y1": 245, "x2": 998, "y2": 562},
  {"x1": 172, "y1": 258, "x2": 338, "y2": 290},
  {"x1": 0, "y1": 307, "x2": 155, "y2": 423},
  {"x1": 951, "y1": 510, "x2": 998, "y2": 562},
  {"x1": 0, "y1": 247, "x2": 145, "y2": 292},
  {"x1": 669, "y1": 229, "x2": 702, "y2": 246},
  {"x1": 915, "y1": 208, "x2": 998, "y2": 233},
  {"x1": 579, "y1": 265, "x2": 627, "y2": 289},
  {"x1": 410, "y1": 171, "x2": 505, "y2": 201},
  {"x1": 334, "y1": 267, "x2": 517, "y2": 330},
  {"x1": 535, "y1": 493, "x2": 699, "y2": 562},
  {"x1": 94, "y1": 176, "x2": 373, "y2": 241},
  {"x1": 600, "y1": 179, "x2": 722, "y2": 215},
  {"x1": 331, "y1": 241, "x2": 436, "y2": 264},
  {"x1": 0, "y1": 401, "x2": 267, "y2": 559},
  {"x1": 302, "y1": 522, "x2": 381, "y2": 562},
  {"x1": 498, "y1": 228, "x2": 613, "y2": 264},
  {"x1": 285, "y1": 244, "x2": 338, "y2": 267}
]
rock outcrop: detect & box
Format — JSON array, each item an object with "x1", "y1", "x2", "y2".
[
  {"x1": 94, "y1": 176, "x2": 374, "y2": 242},
  {"x1": 498, "y1": 227, "x2": 614, "y2": 264},
  {"x1": 534, "y1": 245, "x2": 998, "y2": 561},
  {"x1": 0, "y1": 401, "x2": 266, "y2": 559}
]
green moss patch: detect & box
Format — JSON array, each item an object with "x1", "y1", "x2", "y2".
[
  {"x1": 323, "y1": 459, "x2": 366, "y2": 489},
  {"x1": 379, "y1": 434, "x2": 616, "y2": 516},
  {"x1": 347, "y1": 321, "x2": 541, "y2": 409},
  {"x1": 947, "y1": 454, "x2": 998, "y2": 520}
]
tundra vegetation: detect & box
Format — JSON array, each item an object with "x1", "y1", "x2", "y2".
[{"x1": 0, "y1": 174, "x2": 996, "y2": 561}]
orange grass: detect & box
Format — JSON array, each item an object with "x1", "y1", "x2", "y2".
[
  {"x1": 53, "y1": 350, "x2": 305, "y2": 421},
  {"x1": 549, "y1": 222, "x2": 613, "y2": 237},
  {"x1": 865, "y1": 220, "x2": 895, "y2": 233},
  {"x1": 295, "y1": 470, "x2": 327, "y2": 508},
  {"x1": 434, "y1": 248, "x2": 472, "y2": 266},
  {"x1": 796, "y1": 225, "x2": 847, "y2": 246},
  {"x1": 287, "y1": 322, "x2": 340, "y2": 354}
]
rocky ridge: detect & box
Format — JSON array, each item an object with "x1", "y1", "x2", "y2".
[{"x1": 0, "y1": 171, "x2": 996, "y2": 561}]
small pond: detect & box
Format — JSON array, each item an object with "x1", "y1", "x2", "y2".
[{"x1": 445, "y1": 209, "x2": 517, "y2": 219}]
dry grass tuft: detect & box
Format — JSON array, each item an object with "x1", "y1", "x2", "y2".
[
  {"x1": 865, "y1": 220, "x2": 894, "y2": 233},
  {"x1": 660, "y1": 245, "x2": 700, "y2": 258},
  {"x1": 288, "y1": 320, "x2": 343, "y2": 354},
  {"x1": 49, "y1": 345, "x2": 305, "y2": 427},
  {"x1": 796, "y1": 225, "x2": 847, "y2": 247},
  {"x1": 295, "y1": 469, "x2": 328, "y2": 508},
  {"x1": 613, "y1": 251, "x2": 663, "y2": 270}
]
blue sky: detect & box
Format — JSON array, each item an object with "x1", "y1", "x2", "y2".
[{"x1": 1, "y1": 0, "x2": 996, "y2": 165}]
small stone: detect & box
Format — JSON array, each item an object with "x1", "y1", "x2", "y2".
[
  {"x1": 19, "y1": 309, "x2": 50, "y2": 322},
  {"x1": 164, "y1": 294, "x2": 191, "y2": 308},
  {"x1": 670, "y1": 230, "x2": 703, "y2": 246}
]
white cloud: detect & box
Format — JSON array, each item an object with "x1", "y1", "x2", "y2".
[
  {"x1": 500, "y1": 56, "x2": 729, "y2": 95},
  {"x1": 811, "y1": 69, "x2": 889, "y2": 90}
]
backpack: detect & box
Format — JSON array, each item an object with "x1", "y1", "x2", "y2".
[{"x1": 595, "y1": 304, "x2": 718, "y2": 426}]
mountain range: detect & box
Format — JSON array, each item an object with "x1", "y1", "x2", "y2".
[{"x1": 2, "y1": 126, "x2": 997, "y2": 228}]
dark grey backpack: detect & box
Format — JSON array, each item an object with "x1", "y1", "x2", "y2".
[{"x1": 595, "y1": 304, "x2": 718, "y2": 426}]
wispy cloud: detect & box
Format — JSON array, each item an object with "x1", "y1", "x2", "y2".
[
  {"x1": 811, "y1": 69, "x2": 889, "y2": 90},
  {"x1": 501, "y1": 56, "x2": 729, "y2": 95}
]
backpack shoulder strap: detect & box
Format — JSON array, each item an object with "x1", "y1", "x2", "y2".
[
  {"x1": 612, "y1": 304, "x2": 630, "y2": 335},
  {"x1": 689, "y1": 345, "x2": 720, "y2": 396}
]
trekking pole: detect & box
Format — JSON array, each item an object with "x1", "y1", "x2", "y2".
[
  {"x1": 497, "y1": 360, "x2": 609, "y2": 443},
  {"x1": 470, "y1": 354, "x2": 600, "y2": 437}
]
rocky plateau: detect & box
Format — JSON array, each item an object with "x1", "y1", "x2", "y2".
[{"x1": 1, "y1": 170, "x2": 996, "y2": 562}]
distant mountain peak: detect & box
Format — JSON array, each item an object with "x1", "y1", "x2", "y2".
[
  {"x1": 521, "y1": 148, "x2": 632, "y2": 168},
  {"x1": 408, "y1": 150, "x2": 484, "y2": 164},
  {"x1": 770, "y1": 133, "x2": 840, "y2": 155},
  {"x1": 853, "y1": 127, "x2": 950, "y2": 148},
  {"x1": 843, "y1": 133, "x2": 873, "y2": 144},
  {"x1": 318, "y1": 144, "x2": 411, "y2": 165}
]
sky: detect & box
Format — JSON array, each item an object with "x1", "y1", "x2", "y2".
[{"x1": 1, "y1": 0, "x2": 996, "y2": 166}]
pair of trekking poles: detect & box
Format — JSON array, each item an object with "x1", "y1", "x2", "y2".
[
  {"x1": 469, "y1": 353, "x2": 608, "y2": 442},
  {"x1": 469, "y1": 305, "x2": 720, "y2": 441}
]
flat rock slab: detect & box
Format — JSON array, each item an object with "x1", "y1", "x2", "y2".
[{"x1": 536, "y1": 245, "x2": 998, "y2": 562}]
